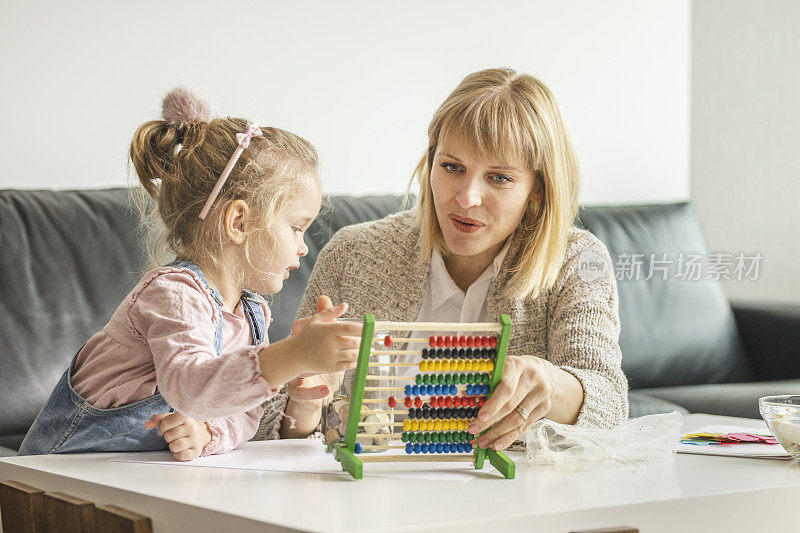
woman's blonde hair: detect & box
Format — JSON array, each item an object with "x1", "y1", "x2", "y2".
[
  {"x1": 413, "y1": 67, "x2": 580, "y2": 300},
  {"x1": 130, "y1": 87, "x2": 318, "y2": 283}
]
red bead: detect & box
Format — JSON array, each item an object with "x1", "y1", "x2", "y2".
[
  {"x1": 445, "y1": 396, "x2": 453, "y2": 408},
  {"x1": 443, "y1": 335, "x2": 451, "y2": 347},
  {"x1": 478, "y1": 396, "x2": 486, "y2": 407},
  {"x1": 459, "y1": 335, "x2": 467, "y2": 347},
  {"x1": 438, "y1": 397, "x2": 446, "y2": 408},
  {"x1": 468, "y1": 397, "x2": 477, "y2": 407},
  {"x1": 384, "y1": 335, "x2": 392, "y2": 347},
  {"x1": 429, "y1": 336, "x2": 436, "y2": 347},
  {"x1": 489, "y1": 336, "x2": 498, "y2": 348},
  {"x1": 429, "y1": 396, "x2": 437, "y2": 407},
  {"x1": 388, "y1": 396, "x2": 396, "y2": 408},
  {"x1": 437, "y1": 336, "x2": 445, "y2": 347},
  {"x1": 454, "y1": 397, "x2": 462, "y2": 407},
  {"x1": 467, "y1": 336, "x2": 475, "y2": 348},
  {"x1": 404, "y1": 396, "x2": 413, "y2": 408},
  {"x1": 481, "y1": 336, "x2": 489, "y2": 347},
  {"x1": 414, "y1": 397, "x2": 422, "y2": 408}
]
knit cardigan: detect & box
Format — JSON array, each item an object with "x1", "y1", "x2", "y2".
[{"x1": 254, "y1": 209, "x2": 628, "y2": 439}]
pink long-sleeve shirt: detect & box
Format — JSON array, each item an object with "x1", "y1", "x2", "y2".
[{"x1": 70, "y1": 266, "x2": 278, "y2": 456}]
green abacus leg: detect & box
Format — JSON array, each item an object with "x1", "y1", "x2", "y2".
[
  {"x1": 334, "y1": 444, "x2": 363, "y2": 479},
  {"x1": 474, "y1": 447, "x2": 486, "y2": 469},
  {"x1": 487, "y1": 449, "x2": 516, "y2": 479}
]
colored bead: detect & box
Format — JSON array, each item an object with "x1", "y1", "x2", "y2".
[
  {"x1": 422, "y1": 373, "x2": 431, "y2": 384},
  {"x1": 490, "y1": 336, "x2": 498, "y2": 348},
  {"x1": 405, "y1": 385, "x2": 412, "y2": 396},
  {"x1": 409, "y1": 432, "x2": 417, "y2": 443},
  {"x1": 414, "y1": 397, "x2": 422, "y2": 408},
  {"x1": 406, "y1": 443, "x2": 413, "y2": 454},
  {"x1": 411, "y1": 419, "x2": 420, "y2": 431},
  {"x1": 384, "y1": 335, "x2": 392, "y2": 347},
  {"x1": 478, "y1": 396, "x2": 486, "y2": 407},
  {"x1": 436, "y1": 336, "x2": 445, "y2": 347},
  {"x1": 411, "y1": 385, "x2": 419, "y2": 396},
  {"x1": 460, "y1": 373, "x2": 468, "y2": 384},
  {"x1": 421, "y1": 348, "x2": 428, "y2": 359},
  {"x1": 467, "y1": 336, "x2": 475, "y2": 348},
  {"x1": 436, "y1": 443, "x2": 444, "y2": 453},
  {"x1": 480, "y1": 335, "x2": 488, "y2": 347},
  {"x1": 468, "y1": 397, "x2": 477, "y2": 407},
  {"x1": 457, "y1": 442, "x2": 465, "y2": 453},
  {"x1": 483, "y1": 384, "x2": 490, "y2": 395},
  {"x1": 466, "y1": 384, "x2": 474, "y2": 396},
  {"x1": 454, "y1": 397, "x2": 462, "y2": 408},
  {"x1": 414, "y1": 443, "x2": 421, "y2": 453},
  {"x1": 438, "y1": 396, "x2": 446, "y2": 408},
  {"x1": 457, "y1": 335, "x2": 465, "y2": 347},
  {"x1": 403, "y1": 419, "x2": 412, "y2": 431},
  {"x1": 420, "y1": 442, "x2": 428, "y2": 453},
  {"x1": 404, "y1": 396, "x2": 413, "y2": 408},
  {"x1": 434, "y1": 419, "x2": 442, "y2": 431},
  {"x1": 436, "y1": 348, "x2": 444, "y2": 359},
  {"x1": 465, "y1": 442, "x2": 473, "y2": 453},
  {"x1": 443, "y1": 335, "x2": 451, "y2": 347},
  {"x1": 488, "y1": 361, "x2": 495, "y2": 372},
  {"x1": 445, "y1": 396, "x2": 454, "y2": 408},
  {"x1": 354, "y1": 443, "x2": 362, "y2": 454},
  {"x1": 414, "y1": 375, "x2": 422, "y2": 385},
  {"x1": 429, "y1": 336, "x2": 436, "y2": 347},
  {"x1": 434, "y1": 384, "x2": 442, "y2": 395}
]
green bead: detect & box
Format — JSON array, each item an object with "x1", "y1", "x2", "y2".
[
  {"x1": 422, "y1": 374, "x2": 430, "y2": 384},
  {"x1": 438, "y1": 374, "x2": 446, "y2": 384},
  {"x1": 415, "y1": 374, "x2": 422, "y2": 384},
  {"x1": 447, "y1": 432, "x2": 454, "y2": 442},
  {"x1": 401, "y1": 432, "x2": 408, "y2": 442},
  {"x1": 482, "y1": 373, "x2": 489, "y2": 384},
  {"x1": 467, "y1": 373, "x2": 475, "y2": 384},
  {"x1": 460, "y1": 373, "x2": 468, "y2": 384},
  {"x1": 444, "y1": 373, "x2": 453, "y2": 384},
  {"x1": 425, "y1": 432, "x2": 433, "y2": 443},
  {"x1": 462, "y1": 431, "x2": 470, "y2": 442},
  {"x1": 433, "y1": 432, "x2": 441, "y2": 443}
]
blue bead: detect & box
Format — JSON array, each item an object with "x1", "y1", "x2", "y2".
[
  {"x1": 449, "y1": 443, "x2": 457, "y2": 453},
  {"x1": 450, "y1": 384, "x2": 458, "y2": 395},
  {"x1": 405, "y1": 385, "x2": 412, "y2": 396},
  {"x1": 412, "y1": 385, "x2": 420, "y2": 396},
  {"x1": 434, "y1": 384, "x2": 442, "y2": 395},
  {"x1": 457, "y1": 442, "x2": 465, "y2": 453},
  {"x1": 466, "y1": 384, "x2": 474, "y2": 396},
  {"x1": 436, "y1": 443, "x2": 444, "y2": 453},
  {"x1": 354, "y1": 443, "x2": 362, "y2": 454},
  {"x1": 406, "y1": 443, "x2": 413, "y2": 454},
  {"x1": 422, "y1": 384, "x2": 430, "y2": 395},
  {"x1": 421, "y1": 443, "x2": 429, "y2": 453},
  {"x1": 483, "y1": 384, "x2": 490, "y2": 395},
  {"x1": 465, "y1": 442, "x2": 473, "y2": 453},
  {"x1": 414, "y1": 443, "x2": 421, "y2": 454}
]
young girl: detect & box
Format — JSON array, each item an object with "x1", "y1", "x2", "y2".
[{"x1": 18, "y1": 87, "x2": 360, "y2": 459}]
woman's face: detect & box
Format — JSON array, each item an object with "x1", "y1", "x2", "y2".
[{"x1": 430, "y1": 134, "x2": 539, "y2": 264}]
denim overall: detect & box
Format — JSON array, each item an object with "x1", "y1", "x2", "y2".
[{"x1": 18, "y1": 260, "x2": 266, "y2": 455}]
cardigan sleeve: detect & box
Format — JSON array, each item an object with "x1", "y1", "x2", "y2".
[{"x1": 547, "y1": 233, "x2": 629, "y2": 428}]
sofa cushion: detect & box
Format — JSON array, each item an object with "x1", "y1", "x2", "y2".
[
  {"x1": 635, "y1": 380, "x2": 800, "y2": 419},
  {"x1": 0, "y1": 188, "x2": 146, "y2": 444},
  {"x1": 578, "y1": 203, "x2": 752, "y2": 389},
  {"x1": 628, "y1": 391, "x2": 689, "y2": 418}
]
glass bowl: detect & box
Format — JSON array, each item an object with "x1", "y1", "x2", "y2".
[{"x1": 759, "y1": 395, "x2": 800, "y2": 460}]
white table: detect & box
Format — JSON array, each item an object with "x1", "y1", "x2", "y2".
[{"x1": 2, "y1": 414, "x2": 799, "y2": 533}]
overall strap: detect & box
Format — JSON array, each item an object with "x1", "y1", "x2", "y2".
[
  {"x1": 165, "y1": 260, "x2": 224, "y2": 355},
  {"x1": 240, "y1": 290, "x2": 267, "y2": 345}
]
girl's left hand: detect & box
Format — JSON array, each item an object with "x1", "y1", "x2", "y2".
[
  {"x1": 286, "y1": 373, "x2": 340, "y2": 411},
  {"x1": 145, "y1": 412, "x2": 212, "y2": 461},
  {"x1": 467, "y1": 355, "x2": 556, "y2": 451}
]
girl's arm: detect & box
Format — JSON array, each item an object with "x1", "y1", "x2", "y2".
[{"x1": 203, "y1": 405, "x2": 263, "y2": 456}]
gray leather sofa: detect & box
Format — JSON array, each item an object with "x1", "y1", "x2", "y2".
[{"x1": 2, "y1": 188, "x2": 798, "y2": 457}]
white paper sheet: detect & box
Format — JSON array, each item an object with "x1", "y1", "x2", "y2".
[
  {"x1": 108, "y1": 439, "x2": 524, "y2": 482},
  {"x1": 677, "y1": 425, "x2": 792, "y2": 460}
]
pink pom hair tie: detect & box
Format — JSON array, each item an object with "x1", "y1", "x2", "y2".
[{"x1": 198, "y1": 122, "x2": 263, "y2": 220}]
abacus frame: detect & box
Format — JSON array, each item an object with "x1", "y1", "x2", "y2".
[{"x1": 332, "y1": 314, "x2": 515, "y2": 479}]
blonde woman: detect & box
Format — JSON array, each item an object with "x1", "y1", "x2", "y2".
[{"x1": 295, "y1": 68, "x2": 628, "y2": 451}]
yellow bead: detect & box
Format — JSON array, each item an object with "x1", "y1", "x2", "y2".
[
  {"x1": 434, "y1": 419, "x2": 442, "y2": 431},
  {"x1": 457, "y1": 419, "x2": 466, "y2": 430},
  {"x1": 457, "y1": 360, "x2": 465, "y2": 372},
  {"x1": 480, "y1": 360, "x2": 488, "y2": 372},
  {"x1": 427, "y1": 419, "x2": 436, "y2": 431},
  {"x1": 403, "y1": 419, "x2": 411, "y2": 432},
  {"x1": 448, "y1": 418, "x2": 456, "y2": 431},
  {"x1": 466, "y1": 361, "x2": 474, "y2": 372},
  {"x1": 488, "y1": 361, "x2": 495, "y2": 372},
  {"x1": 435, "y1": 360, "x2": 443, "y2": 371},
  {"x1": 411, "y1": 419, "x2": 419, "y2": 431},
  {"x1": 418, "y1": 361, "x2": 426, "y2": 372}
]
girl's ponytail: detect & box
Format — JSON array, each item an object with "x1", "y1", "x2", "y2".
[{"x1": 130, "y1": 121, "x2": 179, "y2": 200}]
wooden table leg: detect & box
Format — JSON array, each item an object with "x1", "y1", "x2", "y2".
[
  {"x1": 44, "y1": 492, "x2": 96, "y2": 533},
  {"x1": 0, "y1": 480, "x2": 47, "y2": 533},
  {"x1": 95, "y1": 505, "x2": 153, "y2": 533}
]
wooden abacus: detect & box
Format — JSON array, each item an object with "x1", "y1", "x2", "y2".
[{"x1": 331, "y1": 314, "x2": 515, "y2": 479}]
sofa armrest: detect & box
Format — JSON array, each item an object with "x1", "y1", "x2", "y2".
[{"x1": 731, "y1": 300, "x2": 800, "y2": 380}]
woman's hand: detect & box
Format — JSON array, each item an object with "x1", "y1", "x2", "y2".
[
  {"x1": 145, "y1": 412, "x2": 212, "y2": 461},
  {"x1": 468, "y1": 355, "x2": 572, "y2": 451}
]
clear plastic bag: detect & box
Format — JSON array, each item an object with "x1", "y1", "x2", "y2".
[{"x1": 524, "y1": 411, "x2": 683, "y2": 472}]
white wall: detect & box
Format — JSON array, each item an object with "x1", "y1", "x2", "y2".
[
  {"x1": 0, "y1": 1, "x2": 690, "y2": 204},
  {"x1": 692, "y1": 0, "x2": 800, "y2": 304}
]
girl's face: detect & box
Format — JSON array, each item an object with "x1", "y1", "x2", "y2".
[
  {"x1": 430, "y1": 134, "x2": 539, "y2": 265},
  {"x1": 249, "y1": 177, "x2": 322, "y2": 294}
]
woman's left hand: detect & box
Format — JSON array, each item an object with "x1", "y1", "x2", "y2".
[{"x1": 468, "y1": 355, "x2": 557, "y2": 451}]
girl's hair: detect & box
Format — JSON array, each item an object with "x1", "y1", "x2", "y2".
[
  {"x1": 412, "y1": 67, "x2": 580, "y2": 300},
  {"x1": 130, "y1": 87, "x2": 318, "y2": 282}
]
